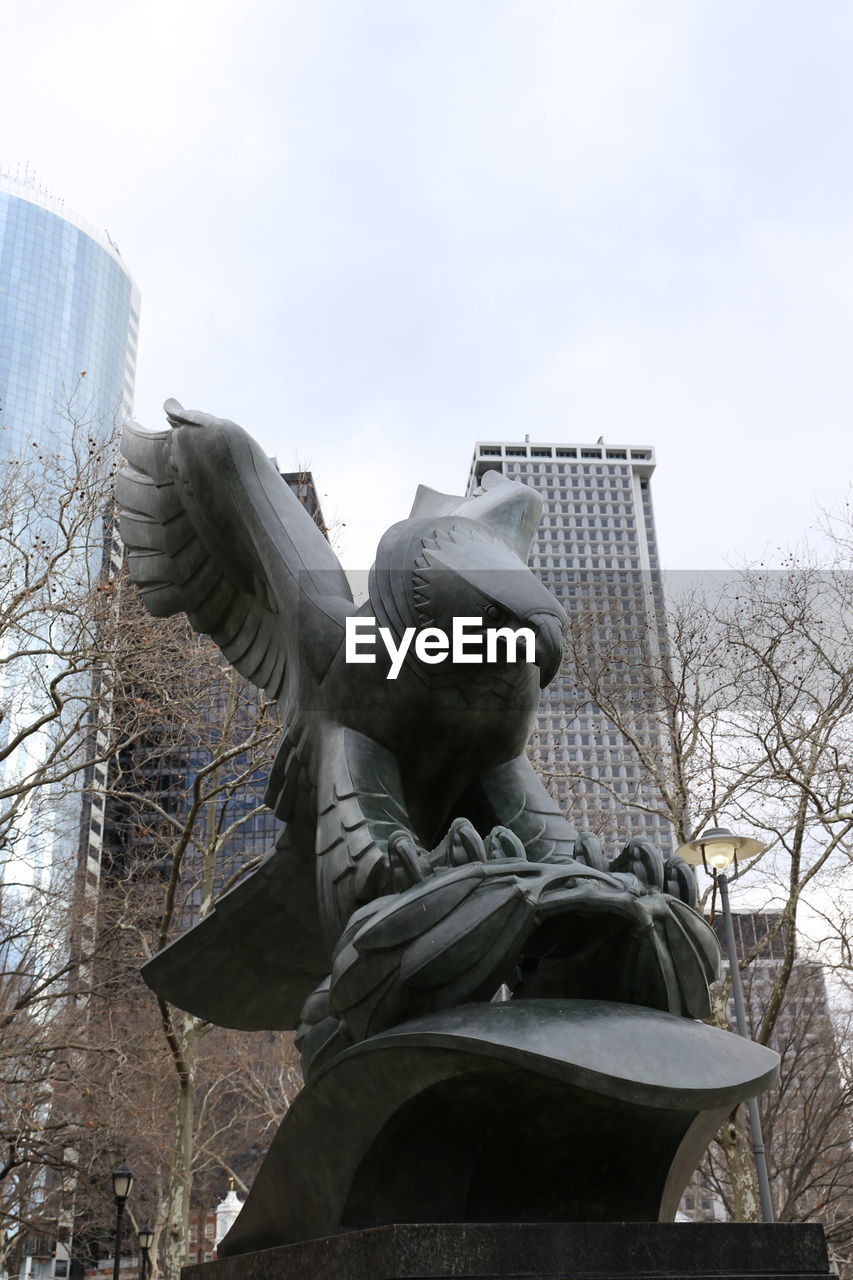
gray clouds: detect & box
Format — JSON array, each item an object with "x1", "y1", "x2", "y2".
[{"x1": 4, "y1": 0, "x2": 852, "y2": 566}]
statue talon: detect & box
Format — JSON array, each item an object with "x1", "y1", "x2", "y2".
[
  {"x1": 425, "y1": 819, "x2": 527, "y2": 871},
  {"x1": 663, "y1": 854, "x2": 698, "y2": 908},
  {"x1": 606, "y1": 837, "x2": 697, "y2": 907},
  {"x1": 447, "y1": 817, "x2": 488, "y2": 866},
  {"x1": 485, "y1": 825, "x2": 527, "y2": 862},
  {"x1": 609, "y1": 835, "x2": 667, "y2": 892},
  {"x1": 571, "y1": 830, "x2": 609, "y2": 872},
  {"x1": 390, "y1": 817, "x2": 512, "y2": 885},
  {"x1": 388, "y1": 829, "x2": 429, "y2": 887}
]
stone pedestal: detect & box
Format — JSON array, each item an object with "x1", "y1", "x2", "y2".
[
  {"x1": 219, "y1": 1002, "x2": 778, "y2": 1256},
  {"x1": 185, "y1": 1222, "x2": 832, "y2": 1280}
]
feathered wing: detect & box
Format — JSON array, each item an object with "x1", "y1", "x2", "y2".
[
  {"x1": 141, "y1": 822, "x2": 328, "y2": 1030},
  {"x1": 117, "y1": 402, "x2": 355, "y2": 1028},
  {"x1": 117, "y1": 400, "x2": 353, "y2": 700}
]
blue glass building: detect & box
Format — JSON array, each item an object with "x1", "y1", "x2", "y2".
[
  {"x1": 0, "y1": 170, "x2": 139, "y2": 454},
  {"x1": 0, "y1": 171, "x2": 138, "y2": 899}
]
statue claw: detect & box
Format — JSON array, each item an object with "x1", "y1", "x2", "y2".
[
  {"x1": 607, "y1": 837, "x2": 697, "y2": 906},
  {"x1": 447, "y1": 817, "x2": 487, "y2": 865},
  {"x1": 438, "y1": 819, "x2": 528, "y2": 868},
  {"x1": 388, "y1": 829, "x2": 428, "y2": 886},
  {"x1": 393, "y1": 819, "x2": 529, "y2": 881},
  {"x1": 571, "y1": 830, "x2": 608, "y2": 872},
  {"x1": 609, "y1": 836, "x2": 665, "y2": 891},
  {"x1": 663, "y1": 854, "x2": 698, "y2": 908},
  {"x1": 485, "y1": 826, "x2": 527, "y2": 861}
]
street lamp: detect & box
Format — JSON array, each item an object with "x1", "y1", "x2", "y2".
[
  {"x1": 137, "y1": 1227, "x2": 154, "y2": 1280},
  {"x1": 111, "y1": 1163, "x2": 134, "y2": 1280},
  {"x1": 675, "y1": 826, "x2": 774, "y2": 1223}
]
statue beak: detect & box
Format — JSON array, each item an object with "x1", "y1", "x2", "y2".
[{"x1": 528, "y1": 611, "x2": 565, "y2": 688}]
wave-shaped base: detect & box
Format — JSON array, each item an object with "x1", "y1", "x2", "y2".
[{"x1": 220, "y1": 999, "x2": 778, "y2": 1257}]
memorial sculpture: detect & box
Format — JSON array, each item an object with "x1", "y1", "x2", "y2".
[{"x1": 118, "y1": 403, "x2": 779, "y2": 1256}]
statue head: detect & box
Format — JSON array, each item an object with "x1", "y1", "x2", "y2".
[{"x1": 368, "y1": 514, "x2": 566, "y2": 688}]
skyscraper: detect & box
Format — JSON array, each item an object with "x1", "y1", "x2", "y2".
[
  {"x1": 466, "y1": 438, "x2": 673, "y2": 854},
  {"x1": 0, "y1": 171, "x2": 140, "y2": 891},
  {"x1": 0, "y1": 168, "x2": 139, "y2": 455},
  {"x1": 0, "y1": 170, "x2": 140, "y2": 1280}
]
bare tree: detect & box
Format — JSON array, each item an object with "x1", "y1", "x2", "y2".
[
  {"x1": 697, "y1": 958, "x2": 853, "y2": 1268},
  {"x1": 549, "y1": 550, "x2": 853, "y2": 1221},
  {"x1": 0, "y1": 394, "x2": 134, "y2": 1266},
  {"x1": 75, "y1": 591, "x2": 290, "y2": 1280},
  {"x1": 0, "y1": 400, "x2": 296, "y2": 1280}
]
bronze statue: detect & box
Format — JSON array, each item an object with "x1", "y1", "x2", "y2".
[
  {"x1": 117, "y1": 403, "x2": 777, "y2": 1248},
  {"x1": 119, "y1": 400, "x2": 716, "y2": 1064}
]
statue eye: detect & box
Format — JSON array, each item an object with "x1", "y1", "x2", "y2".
[{"x1": 484, "y1": 603, "x2": 503, "y2": 623}]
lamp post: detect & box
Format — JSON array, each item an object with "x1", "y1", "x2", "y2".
[
  {"x1": 675, "y1": 826, "x2": 774, "y2": 1224},
  {"x1": 137, "y1": 1227, "x2": 154, "y2": 1280},
  {"x1": 111, "y1": 1163, "x2": 134, "y2": 1280}
]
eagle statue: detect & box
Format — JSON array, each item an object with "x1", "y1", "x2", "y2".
[{"x1": 118, "y1": 401, "x2": 719, "y2": 1076}]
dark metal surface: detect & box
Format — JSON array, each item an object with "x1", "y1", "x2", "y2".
[
  {"x1": 118, "y1": 403, "x2": 720, "y2": 1047},
  {"x1": 218, "y1": 1001, "x2": 778, "y2": 1255},
  {"x1": 117, "y1": 404, "x2": 774, "y2": 1247}
]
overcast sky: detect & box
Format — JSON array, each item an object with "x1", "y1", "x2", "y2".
[{"x1": 4, "y1": 1, "x2": 851, "y2": 569}]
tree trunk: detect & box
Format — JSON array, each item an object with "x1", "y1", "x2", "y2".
[
  {"x1": 717, "y1": 1105, "x2": 760, "y2": 1222},
  {"x1": 162, "y1": 1019, "x2": 198, "y2": 1280},
  {"x1": 707, "y1": 985, "x2": 760, "y2": 1221}
]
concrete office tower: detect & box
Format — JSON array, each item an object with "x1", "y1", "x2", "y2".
[
  {"x1": 466, "y1": 439, "x2": 674, "y2": 854},
  {"x1": 0, "y1": 168, "x2": 139, "y2": 455}
]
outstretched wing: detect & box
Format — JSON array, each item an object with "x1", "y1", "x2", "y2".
[
  {"x1": 117, "y1": 400, "x2": 353, "y2": 700},
  {"x1": 142, "y1": 821, "x2": 328, "y2": 1030}
]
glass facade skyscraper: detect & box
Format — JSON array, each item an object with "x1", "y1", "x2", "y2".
[
  {"x1": 0, "y1": 172, "x2": 139, "y2": 898},
  {"x1": 0, "y1": 170, "x2": 139, "y2": 454},
  {"x1": 466, "y1": 439, "x2": 674, "y2": 855},
  {"x1": 0, "y1": 173, "x2": 141, "y2": 1275}
]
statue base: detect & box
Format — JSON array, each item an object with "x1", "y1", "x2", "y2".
[
  {"x1": 185, "y1": 1222, "x2": 832, "y2": 1280},
  {"x1": 219, "y1": 1001, "x2": 778, "y2": 1255}
]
